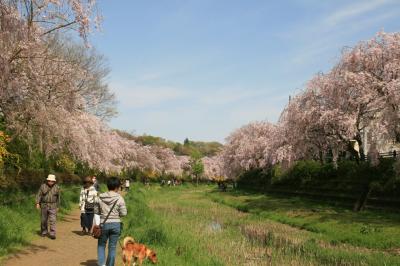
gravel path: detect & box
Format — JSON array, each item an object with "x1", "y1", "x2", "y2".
[{"x1": 5, "y1": 209, "x2": 100, "y2": 266}]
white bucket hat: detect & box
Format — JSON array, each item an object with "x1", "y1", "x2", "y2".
[{"x1": 46, "y1": 174, "x2": 56, "y2": 182}]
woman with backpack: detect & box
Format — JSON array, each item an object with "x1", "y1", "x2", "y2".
[{"x1": 79, "y1": 176, "x2": 97, "y2": 234}]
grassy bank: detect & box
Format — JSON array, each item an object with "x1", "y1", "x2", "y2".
[
  {"x1": 0, "y1": 186, "x2": 80, "y2": 259},
  {"x1": 122, "y1": 184, "x2": 400, "y2": 265},
  {"x1": 208, "y1": 190, "x2": 400, "y2": 250}
]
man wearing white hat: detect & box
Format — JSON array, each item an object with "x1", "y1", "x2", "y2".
[{"x1": 35, "y1": 174, "x2": 61, "y2": 239}]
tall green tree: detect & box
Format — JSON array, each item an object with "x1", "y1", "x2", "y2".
[{"x1": 190, "y1": 154, "x2": 204, "y2": 185}]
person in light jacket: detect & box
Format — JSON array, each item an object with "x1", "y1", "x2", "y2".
[
  {"x1": 125, "y1": 178, "x2": 130, "y2": 191},
  {"x1": 94, "y1": 177, "x2": 127, "y2": 266}
]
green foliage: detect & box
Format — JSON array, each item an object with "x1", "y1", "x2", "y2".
[
  {"x1": 272, "y1": 160, "x2": 338, "y2": 186},
  {"x1": 191, "y1": 160, "x2": 204, "y2": 176},
  {"x1": 74, "y1": 161, "x2": 97, "y2": 178},
  {"x1": 177, "y1": 139, "x2": 223, "y2": 157},
  {"x1": 135, "y1": 134, "x2": 176, "y2": 150},
  {"x1": 236, "y1": 169, "x2": 270, "y2": 189},
  {"x1": 55, "y1": 154, "x2": 76, "y2": 174},
  {"x1": 121, "y1": 167, "x2": 143, "y2": 182},
  {"x1": 4, "y1": 137, "x2": 49, "y2": 172},
  {"x1": 183, "y1": 138, "x2": 190, "y2": 146},
  {"x1": 0, "y1": 131, "x2": 9, "y2": 167},
  {"x1": 189, "y1": 157, "x2": 204, "y2": 183}
]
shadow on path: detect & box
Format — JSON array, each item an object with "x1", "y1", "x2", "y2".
[
  {"x1": 71, "y1": 230, "x2": 86, "y2": 236},
  {"x1": 80, "y1": 259, "x2": 98, "y2": 266},
  {"x1": 6, "y1": 244, "x2": 49, "y2": 259}
]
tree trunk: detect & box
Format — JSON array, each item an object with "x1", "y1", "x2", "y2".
[
  {"x1": 354, "y1": 134, "x2": 365, "y2": 162},
  {"x1": 353, "y1": 185, "x2": 372, "y2": 212},
  {"x1": 332, "y1": 149, "x2": 339, "y2": 169},
  {"x1": 319, "y1": 150, "x2": 324, "y2": 165}
]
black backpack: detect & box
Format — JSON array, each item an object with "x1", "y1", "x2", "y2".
[{"x1": 84, "y1": 190, "x2": 95, "y2": 212}]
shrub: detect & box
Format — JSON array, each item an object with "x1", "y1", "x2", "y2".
[
  {"x1": 55, "y1": 154, "x2": 76, "y2": 174},
  {"x1": 57, "y1": 172, "x2": 82, "y2": 185},
  {"x1": 277, "y1": 160, "x2": 324, "y2": 186},
  {"x1": 236, "y1": 169, "x2": 270, "y2": 190},
  {"x1": 0, "y1": 131, "x2": 10, "y2": 167},
  {"x1": 336, "y1": 161, "x2": 365, "y2": 181},
  {"x1": 18, "y1": 169, "x2": 46, "y2": 190}
]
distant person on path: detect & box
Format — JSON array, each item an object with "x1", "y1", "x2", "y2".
[
  {"x1": 95, "y1": 177, "x2": 127, "y2": 266},
  {"x1": 79, "y1": 176, "x2": 97, "y2": 234},
  {"x1": 35, "y1": 174, "x2": 60, "y2": 239},
  {"x1": 125, "y1": 178, "x2": 130, "y2": 191},
  {"x1": 92, "y1": 176, "x2": 100, "y2": 191}
]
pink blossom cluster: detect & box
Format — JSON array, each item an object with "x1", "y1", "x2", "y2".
[
  {"x1": 202, "y1": 155, "x2": 226, "y2": 181},
  {"x1": 220, "y1": 122, "x2": 279, "y2": 178}
]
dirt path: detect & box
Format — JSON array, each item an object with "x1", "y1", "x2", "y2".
[{"x1": 5, "y1": 209, "x2": 101, "y2": 266}]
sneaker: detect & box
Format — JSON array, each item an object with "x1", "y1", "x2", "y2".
[{"x1": 49, "y1": 235, "x2": 56, "y2": 240}]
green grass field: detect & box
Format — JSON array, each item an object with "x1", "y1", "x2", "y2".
[
  {"x1": 0, "y1": 186, "x2": 80, "y2": 259},
  {"x1": 122, "y1": 184, "x2": 400, "y2": 266}
]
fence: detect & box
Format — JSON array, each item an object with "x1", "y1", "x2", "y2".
[
  {"x1": 324, "y1": 149, "x2": 398, "y2": 162},
  {"x1": 378, "y1": 150, "x2": 398, "y2": 158}
]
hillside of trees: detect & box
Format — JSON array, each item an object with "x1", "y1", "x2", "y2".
[{"x1": 114, "y1": 130, "x2": 223, "y2": 158}]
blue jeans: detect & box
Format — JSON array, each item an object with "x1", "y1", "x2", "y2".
[{"x1": 97, "y1": 222, "x2": 121, "y2": 266}]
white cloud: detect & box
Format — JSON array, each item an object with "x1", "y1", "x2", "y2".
[
  {"x1": 287, "y1": 1, "x2": 400, "y2": 68},
  {"x1": 112, "y1": 81, "x2": 283, "y2": 110},
  {"x1": 343, "y1": 9, "x2": 399, "y2": 32},
  {"x1": 197, "y1": 87, "x2": 270, "y2": 105},
  {"x1": 135, "y1": 72, "x2": 163, "y2": 82},
  {"x1": 111, "y1": 83, "x2": 187, "y2": 108},
  {"x1": 324, "y1": 0, "x2": 393, "y2": 26},
  {"x1": 227, "y1": 94, "x2": 288, "y2": 124},
  {"x1": 289, "y1": 38, "x2": 338, "y2": 67}
]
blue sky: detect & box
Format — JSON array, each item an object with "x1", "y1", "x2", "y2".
[{"x1": 91, "y1": 0, "x2": 400, "y2": 143}]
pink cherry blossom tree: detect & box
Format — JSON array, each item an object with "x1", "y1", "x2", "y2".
[
  {"x1": 220, "y1": 121, "x2": 278, "y2": 179},
  {"x1": 202, "y1": 155, "x2": 226, "y2": 181},
  {"x1": 278, "y1": 32, "x2": 400, "y2": 164}
]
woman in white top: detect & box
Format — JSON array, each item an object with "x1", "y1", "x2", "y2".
[{"x1": 79, "y1": 176, "x2": 97, "y2": 234}]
